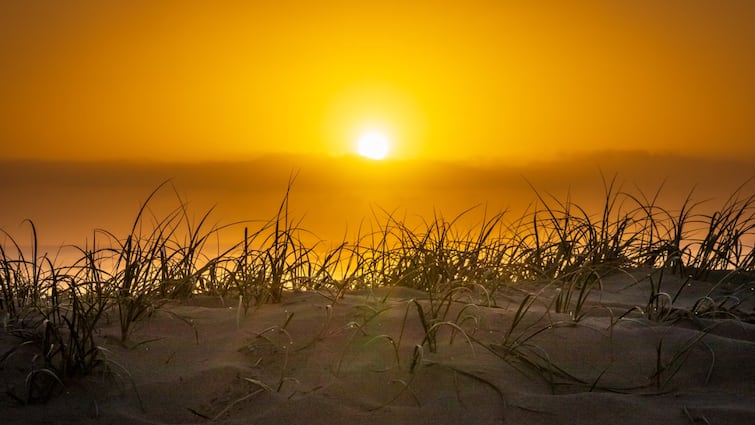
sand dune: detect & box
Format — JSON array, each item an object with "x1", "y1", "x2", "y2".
[{"x1": 2, "y1": 268, "x2": 753, "y2": 424}]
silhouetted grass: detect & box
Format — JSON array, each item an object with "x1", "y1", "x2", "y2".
[{"x1": 1, "y1": 177, "x2": 753, "y2": 403}]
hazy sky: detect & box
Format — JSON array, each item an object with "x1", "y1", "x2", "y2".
[
  {"x1": 2, "y1": 0, "x2": 754, "y2": 163},
  {"x1": 2, "y1": 153, "x2": 753, "y2": 255}
]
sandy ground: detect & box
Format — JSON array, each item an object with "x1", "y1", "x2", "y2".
[{"x1": 2, "y1": 268, "x2": 754, "y2": 424}]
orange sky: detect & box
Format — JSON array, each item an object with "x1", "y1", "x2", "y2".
[{"x1": 2, "y1": 0, "x2": 754, "y2": 163}]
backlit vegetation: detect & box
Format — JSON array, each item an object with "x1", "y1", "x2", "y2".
[{"x1": 1, "y1": 177, "x2": 753, "y2": 405}]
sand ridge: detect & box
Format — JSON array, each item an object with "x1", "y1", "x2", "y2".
[{"x1": 1, "y1": 269, "x2": 754, "y2": 424}]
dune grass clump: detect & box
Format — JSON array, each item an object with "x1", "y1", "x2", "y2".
[
  {"x1": 365, "y1": 208, "x2": 507, "y2": 292},
  {"x1": 93, "y1": 182, "x2": 239, "y2": 342},
  {"x1": 518, "y1": 176, "x2": 633, "y2": 278},
  {"x1": 227, "y1": 181, "x2": 322, "y2": 312},
  {"x1": 0, "y1": 222, "x2": 109, "y2": 403},
  {"x1": 687, "y1": 187, "x2": 755, "y2": 278},
  {"x1": 0, "y1": 182, "x2": 234, "y2": 401}
]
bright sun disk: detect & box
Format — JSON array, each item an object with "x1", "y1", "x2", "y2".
[{"x1": 356, "y1": 131, "x2": 390, "y2": 160}]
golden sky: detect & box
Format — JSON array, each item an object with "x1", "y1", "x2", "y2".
[{"x1": 1, "y1": 0, "x2": 754, "y2": 162}]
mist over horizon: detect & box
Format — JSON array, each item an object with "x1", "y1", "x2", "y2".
[{"x1": 2, "y1": 150, "x2": 753, "y2": 260}]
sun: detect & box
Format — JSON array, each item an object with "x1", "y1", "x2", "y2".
[{"x1": 356, "y1": 131, "x2": 390, "y2": 160}]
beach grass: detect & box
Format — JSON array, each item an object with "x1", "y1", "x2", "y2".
[{"x1": 1, "y1": 177, "x2": 753, "y2": 413}]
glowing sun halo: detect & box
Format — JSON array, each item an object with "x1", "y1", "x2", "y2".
[{"x1": 356, "y1": 131, "x2": 390, "y2": 160}]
